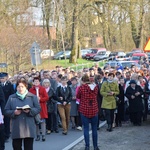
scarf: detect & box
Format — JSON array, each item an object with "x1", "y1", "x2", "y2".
[
  {"x1": 16, "y1": 90, "x2": 28, "y2": 100},
  {"x1": 107, "y1": 79, "x2": 114, "y2": 83},
  {"x1": 45, "y1": 87, "x2": 50, "y2": 93}
]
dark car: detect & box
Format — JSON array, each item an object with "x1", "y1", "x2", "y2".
[
  {"x1": 85, "y1": 48, "x2": 107, "y2": 60},
  {"x1": 131, "y1": 48, "x2": 143, "y2": 53},
  {"x1": 125, "y1": 52, "x2": 134, "y2": 61},
  {"x1": 108, "y1": 52, "x2": 126, "y2": 61},
  {"x1": 81, "y1": 49, "x2": 92, "y2": 59},
  {"x1": 53, "y1": 51, "x2": 71, "y2": 60}
]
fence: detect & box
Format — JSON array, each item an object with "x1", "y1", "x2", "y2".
[{"x1": 69, "y1": 59, "x2": 107, "y2": 71}]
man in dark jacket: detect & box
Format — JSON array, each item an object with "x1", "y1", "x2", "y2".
[
  {"x1": 0, "y1": 72, "x2": 15, "y2": 141},
  {"x1": 95, "y1": 71, "x2": 107, "y2": 129},
  {"x1": 0, "y1": 85, "x2": 6, "y2": 150},
  {"x1": 125, "y1": 80, "x2": 143, "y2": 126}
]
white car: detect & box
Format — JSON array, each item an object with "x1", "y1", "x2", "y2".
[
  {"x1": 40, "y1": 49, "x2": 54, "y2": 59},
  {"x1": 93, "y1": 51, "x2": 111, "y2": 61},
  {"x1": 115, "y1": 52, "x2": 126, "y2": 61}
]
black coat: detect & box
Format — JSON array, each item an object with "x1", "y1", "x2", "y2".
[
  {"x1": 56, "y1": 86, "x2": 72, "y2": 104},
  {"x1": 0, "y1": 81, "x2": 15, "y2": 102},
  {"x1": 0, "y1": 86, "x2": 5, "y2": 114},
  {"x1": 117, "y1": 84, "x2": 125, "y2": 120},
  {"x1": 125, "y1": 85, "x2": 143, "y2": 113},
  {"x1": 47, "y1": 87, "x2": 57, "y2": 103},
  {"x1": 97, "y1": 77, "x2": 107, "y2": 109}
]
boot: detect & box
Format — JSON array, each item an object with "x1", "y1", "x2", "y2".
[
  {"x1": 42, "y1": 135, "x2": 46, "y2": 141},
  {"x1": 35, "y1": 135, "x2": 40, "y2": 141},
  {"x1": 107, "y1": 124, "x2": 112, "y2": 132},
  {"x1": 85, "y1": 147, "x2": 90, "y2": 150}
]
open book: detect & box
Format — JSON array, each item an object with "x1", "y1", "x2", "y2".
[{"x1": 16, "y1": 105, "x2": 31, "y2": 110}]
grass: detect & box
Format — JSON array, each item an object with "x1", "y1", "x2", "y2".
[{"x1": 34, "y1": 58, "x2": 105, "y2": 71}]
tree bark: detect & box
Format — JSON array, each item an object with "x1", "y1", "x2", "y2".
[
  {"x1": 69, "y1": 0, "x2": 79, "y2": 63},
  {"x1": 129, "y1": 0, "x2": 144, "y2": 48}
]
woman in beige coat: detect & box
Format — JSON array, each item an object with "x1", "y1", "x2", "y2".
[{"x1": 100, "y1": 72, "x2": 119, "y2": 132}]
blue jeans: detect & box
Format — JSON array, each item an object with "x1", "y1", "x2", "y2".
[{"x1": 80, "y1": 113, "x2": 98, "y2": 148}]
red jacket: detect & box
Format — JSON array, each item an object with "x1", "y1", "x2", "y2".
[
  {"x1": 29, "y1": 86, "x2": 49, "y2": 119},
  {"x1": 76, "y1": 83, "x2": 98, "y2": 118}
]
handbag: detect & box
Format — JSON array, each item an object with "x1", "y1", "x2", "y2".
[
  {"x1": 34, "y1": 114, "x2": 41, "y2": 125},
  {"x1": 47, "y1": 100, "x2": 54, "y2": 113},
  {"x1": 115, "y1": 96, "x2": 121, "y2": 105}
]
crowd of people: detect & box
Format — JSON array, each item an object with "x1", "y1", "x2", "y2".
[{"x1": 0, "y1": 61, "x2": 150, "y2": 150}]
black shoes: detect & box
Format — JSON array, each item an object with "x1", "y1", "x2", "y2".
[
  {"x1": 36, "y1": 135, "x2": 46, "y2": 141},
  {"x1": 85, "y1": 147, "x2": 90, "y2": 150},
  {"x1": 55, "y1": 129, "x2": 59, "y2": 133},
  {"x1": 62, "y1": 131, "x2": 67, "y2": 135},
  {"x1": 107, "y1": 124, "x2": 112, "y2": 132},
  {"x1": 85, "y1": 146, "x2": 100, "y2": 150},
  {"x1": 42, "y1": 135, "x2": 46, "y2": 142},
  {"x1": 35, "y1": 135, "x2": 40, "y2": 141}
]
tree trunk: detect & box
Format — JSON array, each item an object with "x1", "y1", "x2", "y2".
[
  {"x1": 69, "y1": 0, "x2": 79, "y2": 64},
  {"x1": 129, "y1": 0, "x2": 144, "y2": 48}
]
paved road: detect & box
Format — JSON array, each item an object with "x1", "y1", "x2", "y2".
[
  {"x1": 72, "y1": 118, "x2": 150, "y2": 150},
  {"x1": 5, "y1": 128, "x2": 83, "y2": 150},
  {"x1": 5, "y1": 122, "x2": 105, "y2": 150}
]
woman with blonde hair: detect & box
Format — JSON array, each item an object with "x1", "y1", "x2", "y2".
[{"x1": 42, "y1": 79, "x2": 59, "y2": 134}]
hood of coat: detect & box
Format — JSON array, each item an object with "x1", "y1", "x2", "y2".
[
  {"x1": 88, "y1": 83, "x2": 96, "y2": 90},
  {"x1": 82, "y1": 83, "x2": 97, "y2": 91}
]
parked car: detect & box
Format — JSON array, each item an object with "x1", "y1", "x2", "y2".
[
  {"x1": 108, "y1": 52, "x2": 126, "y2": 61},
  {"x1": 125, "y1": 52, "x2": 134, "y2": 60},
  {"x1": 85, "y1": 48, "x2": 107, "y2": 59},
  {"x1": 131, "y1": 53, "x2": 148, "y2": 63},
  {"x1": 146, "y1": 52, "x2": 150, "y2": 62},
  {"x1": 53, "y1": 50, "x2": 71, "y2": 60},
  {"x1": 81, "y1": 49, "x2": 92, "y2": 59},
  {"x1": 93, "y1": 51, "x2": 111, "y2": 61},
  {"x1": 40, "y1": 49, "x2": 54, "y2": 59},
  {"x1": 104, "y1": 60, "x2": 140, "y2": 69},
  {"x1": 131, "y1": 48, "x2": 143, "y2": 53}
]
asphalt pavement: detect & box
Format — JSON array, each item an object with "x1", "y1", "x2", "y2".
[
  {"x1": 71, "y1": 117, "x2": 150, "y2": 150},
  {"x1": 4, "y1": 122, "x2": 105, "y2": 150},
  {"x1": 5, "y1": 118, "x2": 150, "y2": 150}
]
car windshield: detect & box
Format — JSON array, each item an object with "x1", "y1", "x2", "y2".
[
  {"x1": 109, "y1": 52, "x2": 117, "y2": 56},
  {"x1": 55, "y1": 51, "x2": 63, "y2": 56},
  {"x1": 132, "y1": 56, "x2": 140, "y2": 60},
  {"x1": 91, "y1": 49, "x2": 98, "y2": 53},
  {"x1": 64, "y1": 51, "x2": 71, "y2": 54},
  {"x1": 126, "y1": 53, "x2": 132, "y2": 57},
  {"x1": 98, "y1": 51, "x2": 106, "y2": 55}
]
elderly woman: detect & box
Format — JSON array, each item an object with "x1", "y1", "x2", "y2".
[
  {"x1": 100, "y1": 72, "x2": 119, "y2": 132},
  {"x1": 29, "y1": 77, "x2": 49, "y2": 142},
  {"x1": 70, "y1": 77, "x2": 79, "y2": 129},
  {"x1": 125, "y1": 80, "x2": 143, "y2": 126},
  {"x1": 4, "y1": 79, "x2": 41, "y2": 150},
  {"x1": 42, "y1": 79, "x2": 59, "y2": 134}
]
